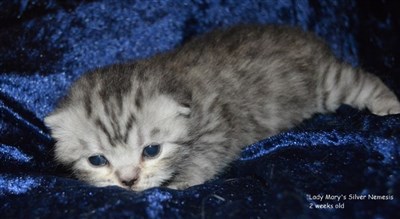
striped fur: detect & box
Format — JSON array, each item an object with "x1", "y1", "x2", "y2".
[{"x1": 45, "y1": 25, "x2": 400, "y2": 191}]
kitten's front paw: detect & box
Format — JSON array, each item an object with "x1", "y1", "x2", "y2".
[{"x1": 370, "y1": 99, "x2": 400, "y2": 116}]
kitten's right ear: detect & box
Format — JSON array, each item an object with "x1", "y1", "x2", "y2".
[
  {"x1": 177, "y1": 89, "x2": 192, "y2": 118},
  {"x1": 44, "y1": 111, "x2": 66, "y2": 131},
  {"x1": 177, "y1": 103, "x2": 191, "y2": 117}
]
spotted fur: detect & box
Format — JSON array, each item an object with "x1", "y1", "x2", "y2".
[{"x1": 45, "y1": 25, "x2": 400, "y2": 191}]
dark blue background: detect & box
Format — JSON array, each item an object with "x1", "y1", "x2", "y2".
[{"x1": 1, "y1": 0, "x2": 400, "y2": 218}]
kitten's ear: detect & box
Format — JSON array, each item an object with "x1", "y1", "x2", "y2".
[
  {"x1": 44, "y1": 111, "x2": 65, "y2": 130},
  {"x1": 177, "y1": 103, "x2": 191, "y2": 117}
]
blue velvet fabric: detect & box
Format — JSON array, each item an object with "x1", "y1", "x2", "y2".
[{"x1": 1, "y1": 0, "x2": 400, "y2": 218}]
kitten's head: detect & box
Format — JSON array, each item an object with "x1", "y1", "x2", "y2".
[{"x1": 45, "y1": 66, "x2": 192, "y2": 191}]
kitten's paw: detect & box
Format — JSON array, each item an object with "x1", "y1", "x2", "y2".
[{"x1": 370, "y1": 99, "x2": 400, "y2": 116}]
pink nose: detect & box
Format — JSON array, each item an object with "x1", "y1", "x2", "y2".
[
  {"x1": 121, "y1": 177, "x2": 138, "y2": 187},
  {"x1": 117, "y1": 167, "x2": 140, "y2": 187}
]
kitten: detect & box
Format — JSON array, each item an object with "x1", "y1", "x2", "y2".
[{"x1": 45, "y1": 25, "x2": 400, "y2": 191}]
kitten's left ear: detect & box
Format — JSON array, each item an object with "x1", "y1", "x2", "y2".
[{"x1": 177, "y1": 103, "x2": 191, "y2": 117}]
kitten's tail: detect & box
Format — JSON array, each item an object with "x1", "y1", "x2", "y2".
[{"x1": 319, "y1": 60, "x2": 400, "y2": 115}]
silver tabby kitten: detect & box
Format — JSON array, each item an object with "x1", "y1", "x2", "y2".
[{"x1": 45, "y1": 25, "x2": 400, "y2": 191}]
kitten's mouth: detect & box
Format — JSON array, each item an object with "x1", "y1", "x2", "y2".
[{"x1": 127, "y1": 173, "x2": 177, "y2": 191}]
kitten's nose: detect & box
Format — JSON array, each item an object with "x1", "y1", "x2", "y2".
[
  {"x1": 121, "y1": 177, "x2": 138, "y2": 187},
  {"x1": 117, "y1": 167, "x2": 140, "y2": 187}
]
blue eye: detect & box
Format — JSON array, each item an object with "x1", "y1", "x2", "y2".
[
  {"x1": 88, "y1": 154, "x2": 108, "y2": 166},
  {"x1": 143, "y1": 144, "x2": 161, "y2": 158}
]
